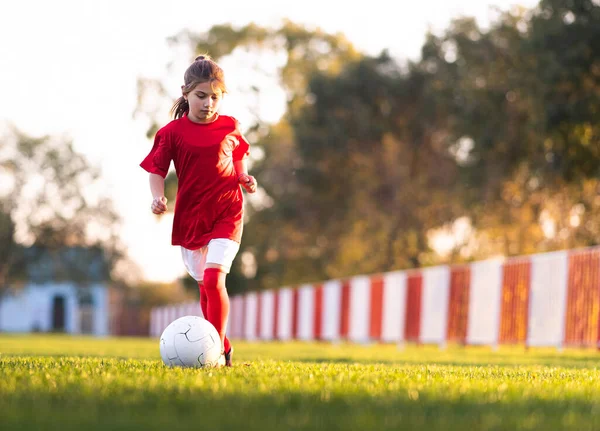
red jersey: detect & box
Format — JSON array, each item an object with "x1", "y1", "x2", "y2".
[{"x1": 140, "y1": 114, "x2": 250, "y2": 249}]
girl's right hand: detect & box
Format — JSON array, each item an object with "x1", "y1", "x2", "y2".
[
  {"x1": 151, "y1": 196, "x2": 168, "y2": 215},
  {"x1": 238, "y1": 173, "x2": 257, "y2": 193}
]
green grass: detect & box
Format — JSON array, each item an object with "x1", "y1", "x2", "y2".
[{"x1": 2, "y1": 335, "x2": 600, "y2": 430}]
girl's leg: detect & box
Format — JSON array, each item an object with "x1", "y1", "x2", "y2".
[
  {"x1": 204, "y1": 238, "x2": 239, "y2": 366},
  {"x1": 198, "y1": 280, "x2": 231, "y2": 354},
  {"x1": 181, "y1": 245, "x2": 231, "y2": 353},
  {"x1": 203, "y1": 266, "x2": 230, "y2": 354},
  {"x1": 198, "y1": 281, "x2": 208, "y2": 317}
]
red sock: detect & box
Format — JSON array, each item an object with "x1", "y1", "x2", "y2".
[
  {"x1": 198, "y1": 280, "x2": 231, "y2": 353},
  {"x1": 203, "y1": 269, "x2": 230, "y2": 353},
  {"x1": 198, "y1": 281, "x2": 208, "y2": 318}
]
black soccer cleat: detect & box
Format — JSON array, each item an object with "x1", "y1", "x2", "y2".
[{"x1": 224, "y1": 346, "x2": 234, "y2": 367}]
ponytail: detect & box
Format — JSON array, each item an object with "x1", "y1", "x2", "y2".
[{"x1": 171, "y1": 96, "x2": 189, "y2": 120}]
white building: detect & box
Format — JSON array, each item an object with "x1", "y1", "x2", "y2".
[{"x1": 0, "y1": 283, "x2": 112, "y2": 336}]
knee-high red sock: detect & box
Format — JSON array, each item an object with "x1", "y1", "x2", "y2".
[
  {"x1": 203, "y1": 269, "x2": 230, "y2": 353},
  {"x1": 198, "y1": 280, "x2": 231, "y2": 353}
]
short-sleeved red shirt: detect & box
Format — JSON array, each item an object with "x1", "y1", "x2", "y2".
[{"x1": 140, "y1": 114, "x2": 250, "y2": 250}]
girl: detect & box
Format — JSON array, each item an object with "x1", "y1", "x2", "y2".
[{"x1": 140, "y1": 55, "x2": 257, "y2": 367}]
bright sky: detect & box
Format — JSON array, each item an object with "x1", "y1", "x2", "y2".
[{"x1": 0, "y1": 0, "x2": 540, "y2": 282}]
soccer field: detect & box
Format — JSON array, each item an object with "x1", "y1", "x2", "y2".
[{"x1": 2, "y1": 335, "x2": 600, "y2": 430}]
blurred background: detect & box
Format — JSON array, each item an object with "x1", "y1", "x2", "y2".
[{"x1": 1, "y1": 0, "x2": 599, "y2": 338}]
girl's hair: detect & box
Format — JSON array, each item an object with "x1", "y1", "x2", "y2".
[{"x1": 171, "y1": 54, "x2": 227, "y2": 119}]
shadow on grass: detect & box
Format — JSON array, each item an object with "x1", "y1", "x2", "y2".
[{"x1": 1, "y1": 386, "x2": 599, "y2": 431}]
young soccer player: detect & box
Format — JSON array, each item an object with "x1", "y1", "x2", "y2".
[{"x1": 140, "y1": 55, "x2": 257, "y2": 367}]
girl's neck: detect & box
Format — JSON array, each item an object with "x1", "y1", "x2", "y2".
[{"x1": 187, "y1": 112, "x2": 219, "y2": 124}]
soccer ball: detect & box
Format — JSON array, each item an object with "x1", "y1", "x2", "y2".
[{"x1": 159, "y1": 315, "x2": 223, "y2": 368}]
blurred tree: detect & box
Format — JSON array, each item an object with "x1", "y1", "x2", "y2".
[
  {"x1": 528, "y1": 0, "x2": 600, "y2": 180},
  {"x1": 415, "y1": 13, "x2": 548, "y2": 257},
  {"x1": 0, "y1": 203, "x2": 19, "y2": 285},
  {"x1": 286, "y1": 53, "x2": 461, "y2": 278},
  {"x1": 522, "y1": 0, "x2": 600, "y2": 253},
  {"x1": 0, "y1": 126, "x2": 126, "y2": 287},
  {"x1": 418, "y1": 1, "x2": 600, "y2": 258}
]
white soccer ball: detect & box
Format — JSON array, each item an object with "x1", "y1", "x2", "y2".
[{"x1": 159, "y1": 315, "x2": 223, "y2": 368}]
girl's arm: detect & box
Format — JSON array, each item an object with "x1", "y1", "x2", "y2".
[
  {"x1": 149, "y1": 173, "x2": 168, "y2": 214},
  {"x1": 234, "y1": 160, "x2": 257, "y2": 193},
  {"x1": 234, "y1": 159, "x2": 248, "y2": 178}
]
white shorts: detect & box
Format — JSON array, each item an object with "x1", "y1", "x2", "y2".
[{"x1": 181, "y1": 238, "x2": 240, "y2": 281}]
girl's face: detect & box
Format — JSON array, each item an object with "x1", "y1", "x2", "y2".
[{"x1": 184, "y1": 81, "x2": 223, "y2": 123}]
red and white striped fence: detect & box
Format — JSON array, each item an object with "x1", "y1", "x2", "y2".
[{"x1": 150, "y1": 246, "x2": 600, "y2": 349}]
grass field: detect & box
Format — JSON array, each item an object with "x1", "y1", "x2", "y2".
[{"x1": 2, "y1": 335, "x2": 600, "y2": 430}]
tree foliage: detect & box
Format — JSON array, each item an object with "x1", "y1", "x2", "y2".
[{"x1": 0, "y1": 126, "x2": 124, "y2": 287}]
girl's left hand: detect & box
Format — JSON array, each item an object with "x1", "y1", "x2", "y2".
[{"x1": 238, "y1": 173, "x2": 257, "y2": 193}]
